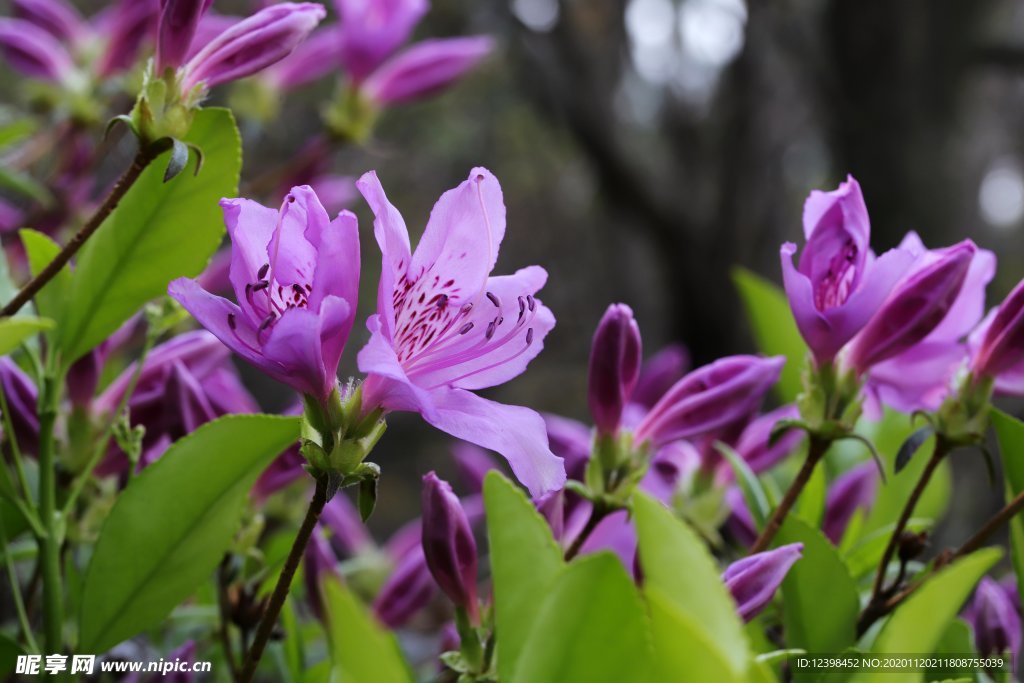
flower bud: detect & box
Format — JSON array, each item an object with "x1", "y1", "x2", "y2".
[
  {"x1": 11, "y1": 0, "x2": 87, "y2": 44},
  {"x1": 96, "y1": 0, "x2": 161, "y2": 77},
  {"x1": 722, "y1": 543, "x2": 803, "y2": 622},
  {"x1": 849, "y1": 240, "x2": 976, "y2": 373},
  {"x1": 821, "y1": 463, "x2": 877, "y2": 543},
  {"x1": 181, "y1": 3, "x2": 325, "y2": 92},
  {"x1": 65, "y1": 350, "x2": 100, "y2": 410},
  {"x1": 0, "y1": 18, "x2": 75, "y2": 82},
  {"x1": 964, "y1": 577, "x2": 1022, "y2": 658},
  {"x1": 156, "y1": 0, "x2": 213, "y2": 72},
  {"x1": 731, "y1": 404, "x2": 802, "y2": 475},
  {"x1": 587, "y1": 304, "x2": 642, "y2": 436},
  {"x1": 373, "y1": 547, "x2": 436, "y2": 628},
  {"x1": 631, "y1": 344, "x2": 689, "y2": 409},
  {"x1": 636, "y1": 355, "x2": 784, "y2": 447},
  {"x1": 363, "y1": 37, "x2": 493, "y2": 106},
  {"x1": 973, "y1": 278, "x2": 1024, "y2": 381},
  {"x1": 0, "y1": 357, "x2": 39, "y2": 454},
  {"x1": 421, "y1": 472, "x2": 479, "y2": 620},
  {"x1": 336, "y1": 0, "x2": 427, "y2": 81}
]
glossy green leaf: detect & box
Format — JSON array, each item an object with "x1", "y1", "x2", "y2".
[
  {"x1": 930, "y1": 618, "x2": 976, "y2": 682},
  {"x1": 645, "y1": 586, "x2": 743, "y2": 683},
  {"x1": 992, "y1": 409, "x2": 1024, "y2": 613},
  {"x1": 853, "y1": 548, "x2": 1001, "y2": 683},
  {"x1": 516, "y1": 553, "x2": 651, "y2": 683},
  {"x1": 323, "y1": 577, "x2": 413, "y2": 683},
  {"x1": 0, "y1": 316, "x2": 52, "y2": 356},
  {"x1": 732, "y1": 267, "x2": 805, "y2": 401},
  {"x1": 633, "y1": 493, "x2": 750, "y2": 676},
  {"x1": 58, "y1": 108, "x2": 241, "y2": 362},
  {"x1": 79, "y1": 414, "x2": 300, "y2": 652},
  {"x1": 776, "y1": 517, "x2": 859, "y2": 657},
  {"x1": 862, "y1": 410, "x2": 950, "y2": 537},
  {"x1": 20, "y1": 229, "x2": 70, "y2": 324},
  {"x1": 484, "y1": 471, "x2": 566, "y2": 681}
]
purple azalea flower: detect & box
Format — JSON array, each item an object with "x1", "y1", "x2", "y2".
[
  {"x1": 822, "y1": 463, "x2": 877, "y2": 543},
  {"x1": 180, "y1": 3, "x2": 325, "y2": 92},
  {"x1": 634, "y1": 355, "x2": 785, "y2": 447},
  {"x1": 262, "y1": 27, "x2": 339, "y2": 90},
  {"x1": 0, "y1": 17, "x2": 76, "y2": 82},
  {"x1": 362, "y1": 37, "x2": 494, "y2": 106},
  {"x1": 781, "y1": 176, "x2": 914, "y2": 364},
  {"x1": 452, "y1": 442, "x2": 499, "y2": 494},
  {"x1": 94, "y1": 331, "x2": 260, "y2": 475},
  {"x1": 972, "y1": 278, "x2": 1024, "y2": 386},
  {"x1": 728, "y1": 404, "x2": 803, "y2": 475},
  {"x1": 355, "y1": 168, "x2": 563, "y2": 497},
  {"x1": 0, "y1": 357, "x2": 40, "y2": 454},
  {"x1": 11, "y1": 0, "x2": 88, "y2": 45},
  {"x1": 722, "y1": 543, "x2": 803, "y2": 622},
  {"x1": 588, "y1": 304, "x2": 642, "y2": 436},
  {"x1": 847, "y1": 240, "x2": 977, "y2": 374},
  {"x1": 336, "y1": 0, "x2": 427, "y2": 82},
  {"x1": 169, "y1": 186, "x2": 360, "y2": 403},
  {"x1": 964, "y1": 577, "x2": 1022, "y2": 658}
]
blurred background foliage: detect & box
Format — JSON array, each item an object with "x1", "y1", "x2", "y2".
[{"x1": 4, "y1": 0, "x2": 1024, "y2": 538}]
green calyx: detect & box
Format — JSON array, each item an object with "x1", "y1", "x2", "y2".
[
  {"x1": 322, "y1": 83, "x2": 378, "y2": 144},
  {"x1": 577, "y1": 430, "x2": 650, "y2": 508},
  {"x1": 130, "y1": 64, "x2": 200, "y2": 145},
  {"x1": 300, "y1": 384, "x2": 387, "y2": 504},
  {"x1": 797, "y1": 356, "x2": 864, "y2": 435},
  {"x1": 934, "y1": 372, "x2": 994, "y2": 446}
]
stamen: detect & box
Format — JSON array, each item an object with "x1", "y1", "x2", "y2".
[
  {"x1": 486, "y1": 320, "x2": 496, "y2": 340},
  {"x1": 252, "y1": 281, "x2": 270, "y2": 292},
  {"x1": 259, "y1": 314, "x2": 275, "y2": 331},
  {"x1": 526, "y1": 328, "x2": 534, "y2": 345},
  {"x1": 437, "y1": 294, "x2": 449, "y2": 308},
  {"x1": 518, "y1": 296, "x2": 526, "y2": 319},
  {"x1": 257, "y1": 263, "x2": 269, "y2": 279},
  {"x1": 486, "y1": 291, "x2": 500, "y2": 307},
  {"x1": 227, "y1": 313, "x2": 236, "y2": 330},
  {"x1": 459, "y1": 322, "x2": 474, "y2": 334},
  {"x1": 527, "y1": 295, "x2": 535, "y2": 312}
]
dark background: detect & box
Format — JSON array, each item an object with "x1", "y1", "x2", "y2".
[{"x1": 5, "y1": 0, "x2": 1024, "y2": 541}]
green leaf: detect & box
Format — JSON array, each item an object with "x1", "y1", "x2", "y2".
[
  {"x1": 515, "y1": 553, "x2": 651, "y2": 683},
  {"x1": 0, "y1": 118, "x2": 35, "y2": 150},
  {"x1": 930, "y1": 618, "x2": 976, "y2": 682},
  {"x1": 633, "y1": 493, "x2": 750, "y2": 677},
  {"x1": 58, "y1": 108, "x2": 241, "y2": 362},
  {"x1": 78, "y1": 414, "x2": 300, "y2": 652},
  {"x1": 0, "y1": 631, "x2": 23, "y2": 677},
  {"x1": 992, "y1": 409, "x2": 1024, "y2": 612},
  {"x1": 717, "y1": 442, "x2": 771, "y2": 529},
  {"x1": 322, "y1": 577, "x2": 413, "y2": 683},
  {"x1": 20, "y1": 229, "x2": 70, "y2": 323},
  {"x1": 861, "y1": 410, "x2": 950, "y2": 537},
  {"x1": 842, "y1": 519, "x2": 932, "y2": 581},
  {"x1": 732, "y1": 267, "x2": 805, "y2": 401},
  {"x1": 853, "y1": 548, "x2": 1002, "y2": 683},
  {"x1": 776, "y1": 517, "x2": 859, "y2": 657},
  {"x1": 0, "y1": 316, "x2": 53, "y2": 356},
  {"x1": 483, "y1": 471, "x2": 565, "y2": 681},
  {"x1": 645, "y1": 586, "x2": 743, "y2": 683}
]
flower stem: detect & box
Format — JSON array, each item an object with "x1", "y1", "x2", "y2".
[
  {"x1": 0, "y1": 150, "x2": 153, "y2": 318},
  {"x1": 239, "y1": 476, "x2": 329, "y2": 683},
  {"x1": 0, "y1": 514, "x2": 40, "y2": 654},
  {"x1": 749, "y1": 436, "x2": 829, "y2": 554},
  {"x1": 217, "y1": 556, "x2": 240, "y2": 681},
  {"x1": 564, "y1": 501, "x2": 611, "y2": 561},
  {"x1": 36, "y1": 373, "x2": 62, "y2": 653},
  {"x1": 868, "y1": 437, "x2": 948, "y2": 602}
]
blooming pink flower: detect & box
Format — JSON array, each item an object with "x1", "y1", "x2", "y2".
[
  {"x1": 355, "y1": 168, "x2": 564, "y2": 497},
  {"x1": 169, "y1": 186, "x2": 360, "y2": 402},
  {"x1": 336, "y1": 0, "x2": 427, "y2": 82}
]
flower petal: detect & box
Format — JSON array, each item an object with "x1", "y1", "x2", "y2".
[{"x1": 421, "y1": 388, "x2": 565, "y2": 497}]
